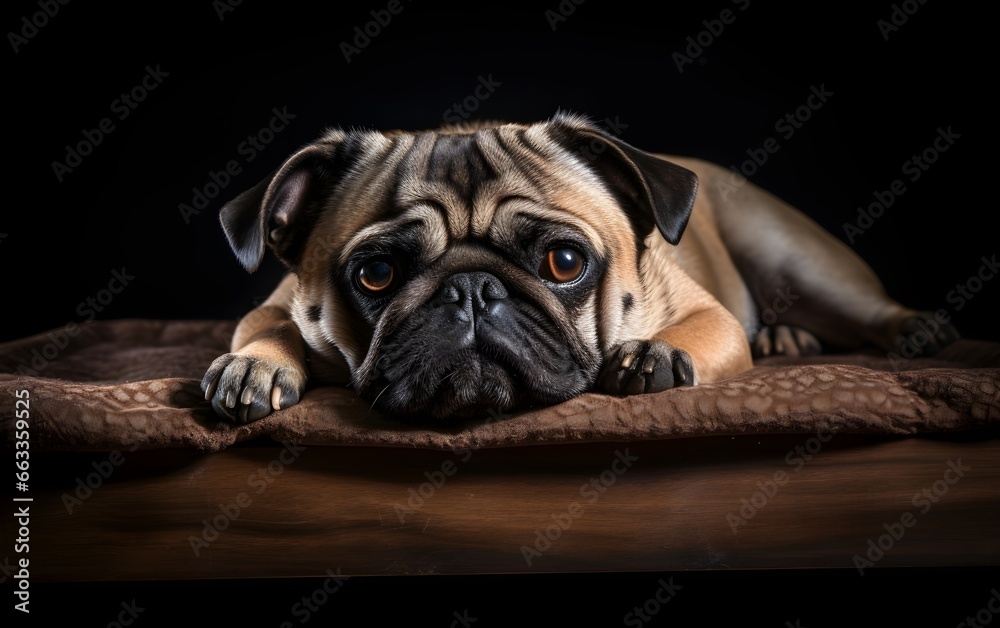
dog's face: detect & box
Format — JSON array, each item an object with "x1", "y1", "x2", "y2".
[{"x1": 221, "y1": 114, "x2": 698, "y2": 419}]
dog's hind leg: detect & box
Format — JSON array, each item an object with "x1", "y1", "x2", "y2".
[
  {"x1": 753, "y1": 324, "x2": 823, "y2": 358},
  {"x1": 681, "y1": 158, "x2": 959, "y2": 356}
]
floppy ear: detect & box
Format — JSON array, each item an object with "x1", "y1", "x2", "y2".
[
  {"x1": 219, "y1": 137, "x2": 347, "y2": 272},
  {"x1": 548, "y1": 116, "x2": 699, "y2": 245}
]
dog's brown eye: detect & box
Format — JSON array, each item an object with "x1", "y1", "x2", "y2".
[
  {"x1": 357, "y1": 257, "x2": 396, "y2": 294},
  {"x1": 541, "y1": 247, "x2": 584, "y2": 283}
]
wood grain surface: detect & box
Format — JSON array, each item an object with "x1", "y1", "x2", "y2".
[{"x1": 21, "y1": 432, "x2": 1000, "y2": 582}]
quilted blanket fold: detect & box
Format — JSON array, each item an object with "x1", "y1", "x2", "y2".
[{"x1": 1, "y1": 319, "x2": 997, "y2": 452}]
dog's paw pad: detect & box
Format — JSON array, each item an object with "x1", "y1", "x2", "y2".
[
  {"x1": 598, "y1": 339, "x2": 695, "y2": 395},
  {"x1": 891, "y1": 312, "x2": 960, "y2": 357},
  {"x1": 201, "y1": 353, "x2": 306, "y2": 424},
  {"x1": 753, "y1": 325, "x2": 822, "y2": 358}
]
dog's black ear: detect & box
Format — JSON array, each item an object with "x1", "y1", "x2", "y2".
[
  {"x1": 220, "y1": 136, "x2": 347, "y2": 272},
  {"x1": 547, "y1": 114, "x2": 699, "y2": 245}
]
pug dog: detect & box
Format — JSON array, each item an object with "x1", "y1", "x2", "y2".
[{"x1": 201, "y1": 113, "x2": 958, "y2": 422}]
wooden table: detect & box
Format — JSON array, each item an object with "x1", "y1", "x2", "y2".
[{"x1": 17, "y1": 432, "x2": 1000, "y2": 624}]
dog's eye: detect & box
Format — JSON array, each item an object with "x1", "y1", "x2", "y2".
[
  {"x1": 356, "y1": 257, "x2": 397, "y2": 294},
  {"x1": 541, "y1": 247, "x2": 585, "y2": 283}
]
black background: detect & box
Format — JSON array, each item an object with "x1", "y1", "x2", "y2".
[
  {"x1": 4, "y1": 0, "x2": 997, "y2": 624},
  {"x1": 3, "y1": 0, "x2": 996, "y2": 344}
]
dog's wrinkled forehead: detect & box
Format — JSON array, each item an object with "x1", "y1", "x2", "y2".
[
  {"x1": 221, "y1": 112, "x2": 697, "y2": 277},
  {"x1": 413, "y1": 131, "x2": 500, "y2": 210},
  {"x1": 325, "y1": 119, "x2": 617, "y2": 267}
]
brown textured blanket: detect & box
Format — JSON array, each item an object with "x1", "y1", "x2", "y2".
[{"x1": 1, "y1": 319, "x2": 997, "y2": 452}]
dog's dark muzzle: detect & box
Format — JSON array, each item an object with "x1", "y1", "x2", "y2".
[{"x1": 359, "y1": 270, "x2": 591, "y2": 420}]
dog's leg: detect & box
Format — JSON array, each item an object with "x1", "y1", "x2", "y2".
[
  {"x1": 600, "y1": 269, "x2": 754, "y2": 394},
  {"x1": 693, "y1": 160, "x2": 959, "y2": 355},
  {"x1": 201, "y1": 274, "x2": 309, "y2": 423}
]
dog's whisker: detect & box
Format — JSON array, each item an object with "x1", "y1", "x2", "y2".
[{"x1": 369, "y1": 383, "x2": 392, "y2": 412}]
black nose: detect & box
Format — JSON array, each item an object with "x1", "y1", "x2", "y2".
[{"x1": 436, "y1": 272, "x2": 509, "y2": 314}]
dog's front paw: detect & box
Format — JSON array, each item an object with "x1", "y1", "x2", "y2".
[
  {"x1": 598, "y1": 339, "x2": 696, "y2": 395},
  {"x1": 201, "y1": 353, "x2": 307, "y2": 423}
]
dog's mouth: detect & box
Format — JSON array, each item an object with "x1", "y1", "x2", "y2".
[
  {"x1": 356, "y1": 284, "x2": 593, "y2": 420},
  {"x1": 375, "y1": 348, "x2": 520, "y2": 420}
]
